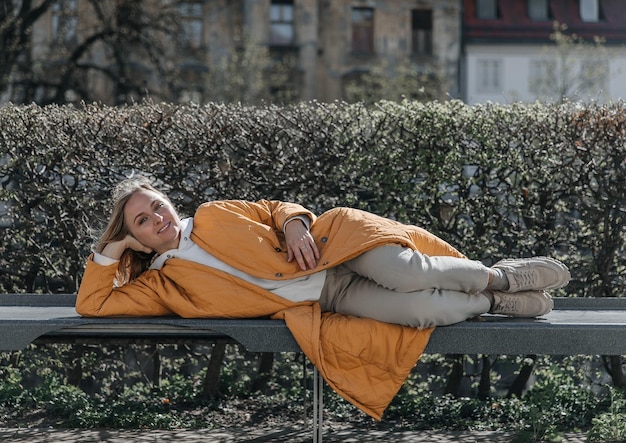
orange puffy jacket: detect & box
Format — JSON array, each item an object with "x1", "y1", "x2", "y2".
[{"x1": 76, "y1": 200, "x2": 465, "y2": 419}]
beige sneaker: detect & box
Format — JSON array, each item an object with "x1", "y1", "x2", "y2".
[
  {"x1": 489, "y1": 290, "x2": 553, "y2": 317},
  {"x1": 492, "y1": 257, "x2": 570, "y2": 293}
]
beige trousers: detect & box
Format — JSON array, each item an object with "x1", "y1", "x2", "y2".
[{"x1": 319, "y1": 245, "x2": 492, "y2": 328}]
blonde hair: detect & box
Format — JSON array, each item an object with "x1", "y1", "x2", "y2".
[{"x1": 97, "y1": 176, "x2": 171, "y2": 284}]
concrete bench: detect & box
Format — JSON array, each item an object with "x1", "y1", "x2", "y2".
[{"x1": 1, "y1": 294, "x2": 626, "y2": 442}]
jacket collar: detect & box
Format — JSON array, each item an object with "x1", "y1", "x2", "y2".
[{"x1": 149, "y1": 217, "x2": 193, "y2": 270}]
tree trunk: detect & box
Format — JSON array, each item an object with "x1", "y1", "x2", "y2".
[
  {"x1": 477, "y1": 355, "x2": 491, "y2": 400},
  {"x1": 67, "y1": 345, "x2": 84, "y2": 388},
  {"x1": 604, "y1": 355, "x2": 626, "y2": 388},
  {"x1": 202, "y1": 342, "x2": 227, "y2": 399},
  {"x1": 445, "y1": 354, "x2": 464, "y2": 397},
  {"x1": 151, "y1": 344, "x2": 161, "y2": 389},
  {"x1": 507, "y1": 355, "x2": 536, "y2": 398},
  {"x1": 251, "y1": 352, "x2": 275, "y2": 393}
]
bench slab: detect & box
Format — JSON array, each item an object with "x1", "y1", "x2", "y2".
[{"x1": 1, "y1": 295, "x2": 625, "y2": 355}]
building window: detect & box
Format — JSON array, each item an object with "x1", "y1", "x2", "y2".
[
  {"x1": 529, "y1": 59, "x2": 554, "y2": 94},
  {"x1": 412, "y1": 9, "x2": 433, "y2": 56},
  {"x1": 177, "y1": 61, "x2": 207, "y2": 103},
  {"x1": 528, "y1": 0, "x2": 551, "y2": 21},
  {"x1": 51, "y1": 0, "x2": 78, "y2": 45},
  {"x1": 177, "y1": 0, "x2": 204, "y2": 49},
  {"x1": 270, "y1": 0, "x2": 295, "y2": 46},
  {"x1": 580, "y1": 0, "x2": 600, "y2": 22},
  {"x1": 580, "y1": 58, "x2": 608, "y2": 94},
  {"x1": 477, "y1": 59, "x2": 501, "y2": 93},
  {"x1": 352, "y1": 7, "x2": 374, "y2": 55},
  {"x1": 476, "y1": 0, "x2": 498, "y2": 20}
]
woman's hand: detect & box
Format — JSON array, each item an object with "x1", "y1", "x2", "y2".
[
  {"x1": 101, "y1": 235, "x2": 153, "y2": 260},
  {"x1": 285, "y1": 219, "x2": 319, "y2": 271}
]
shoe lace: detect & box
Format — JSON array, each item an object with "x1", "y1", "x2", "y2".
[
  {"x1": 511, "y1": 269, "x2": 537, "y2": 290},
  {"x1": 494, "y1": 295, "x2": 521, "y2": 314}
]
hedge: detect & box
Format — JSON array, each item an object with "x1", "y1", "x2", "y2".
[{"x1": 0, "y1": 99, "x2": 624, "y2": 297}]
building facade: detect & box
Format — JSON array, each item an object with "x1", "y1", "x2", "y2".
[
  {"x1": 462, "y1": 0, "x2": 626, "y2": 104},
  {"x1": 19, "y1": 0, "x2": 626, "y2": 106},
  {"x1": 21, "y1": 0, "x2": 462, "y2": 105},
  {"x1": 182, "y1": 0, "x2": 462, "y2": 103}
]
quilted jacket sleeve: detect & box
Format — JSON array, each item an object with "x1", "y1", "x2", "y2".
[
  {"x1": 76, "y1": 255, "x2": 174, "y2": 317},
  {"x1": 195, "y1": 199, "x2": 316, "y2": 231}
]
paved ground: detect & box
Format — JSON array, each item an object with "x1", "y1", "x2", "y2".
[{"x1": 0, "y1": 427, "x2": 588, "y2": 442}]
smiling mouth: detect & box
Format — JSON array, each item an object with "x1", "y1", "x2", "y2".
[{"x1": 158, "y1": 221, "x2": 171, "y2": 234}]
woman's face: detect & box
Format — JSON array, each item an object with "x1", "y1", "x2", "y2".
[{"x1": 124, "y1": 189, "x2": 182, "y2": 254}]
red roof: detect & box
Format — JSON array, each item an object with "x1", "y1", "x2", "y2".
[{"x1": 463, "y1": 0, "x2": 626, "y2": 44}]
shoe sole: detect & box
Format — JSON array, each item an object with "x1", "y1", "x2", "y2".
[{"x1": 491, "y1": 290, "x2": 554, "y2": 317}]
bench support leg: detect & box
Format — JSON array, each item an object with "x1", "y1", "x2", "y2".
[{"x1": 312, "y1": 366, "x2": 323, "y2": 443}]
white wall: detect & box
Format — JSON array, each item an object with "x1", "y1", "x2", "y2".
[{"x1": 464, "y1": 43, "x2": 626, "y2": 104}]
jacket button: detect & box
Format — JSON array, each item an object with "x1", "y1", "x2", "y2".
[
  {"x1": 321, "y1": 237, "x2": 328, "y2": 243},
  {"x1": 323, "y1": 261, "x2": 329, "y2": 266},
  {"x1": 275, "y1": 273, "x2": 283, "y2": 277}
]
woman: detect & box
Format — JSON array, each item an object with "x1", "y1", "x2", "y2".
[
  {"x1": 77, "y1": 176, "x2": 569, "y2": 418},
  {"x1": 78, "y1": 176, "x2": 569, "y2": 323}
]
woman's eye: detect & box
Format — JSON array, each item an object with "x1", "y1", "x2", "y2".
[{"x1": 139, "y1": 216, "x2": 148, "y2": 225}]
